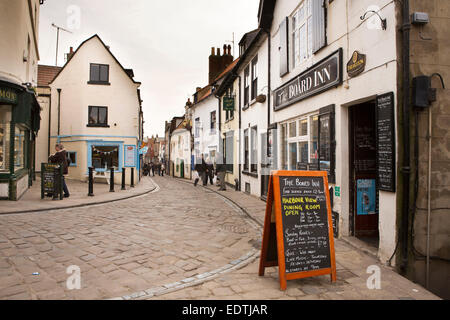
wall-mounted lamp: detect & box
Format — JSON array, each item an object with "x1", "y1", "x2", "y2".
[
  {"x1": 360, "y1": 10, "x2": 387, "y2": 30},
  {"x1": 255, "y1": 94, "x2": 266, "y2": 103}
]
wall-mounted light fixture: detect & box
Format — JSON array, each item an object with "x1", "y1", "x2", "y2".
[{"x1": 360, "y1": 10, "x2": 387, "y2": 30}]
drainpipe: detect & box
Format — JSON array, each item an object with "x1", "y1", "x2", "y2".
[
  {"x1": 234, "y1": 73, "x2": 242, "y2": 191},
  {"x1": 57, "y1": 88, "x2": 61, "y2": 137},
  {"x1": 400, "y1": 0, "x2": 411, "y2": 273},
  {"x1": 426, "y1": 107, "x2": 432, "y2": 289},
  {"x1": 48, "y1": 94, "x2": 52, "y2": 159}
]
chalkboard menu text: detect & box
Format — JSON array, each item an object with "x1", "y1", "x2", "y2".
[
  {"x1": 259, "y1": 171, "x2": 336, "y2": 290},
  {"x1": 376, "y1": 92, "x2": 396, "y2": 192}
]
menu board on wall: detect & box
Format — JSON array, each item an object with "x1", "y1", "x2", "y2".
[
  {"x1": 124, "y1": 145, "x2": 136, "y2": 167},
  {"x1": 259, "y1": 171, "x2": 336, "y2": 290},
  {"x1": 376, "y1": 92, "x2": 396, "y2": 192}
]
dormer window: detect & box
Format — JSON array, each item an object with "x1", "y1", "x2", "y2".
[{"x1": 88, "y1": 63, "x2": 110, "y2": 84}]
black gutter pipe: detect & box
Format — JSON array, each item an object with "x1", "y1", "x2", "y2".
[
  {"x1": 57, "y1": 88, "x2": 61, "y2": 137},
  {"x1": 401, "y1": 0, "x2": 411, "y2": 272}
]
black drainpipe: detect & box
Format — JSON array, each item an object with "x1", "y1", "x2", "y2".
[
  {"x1": 57, "y1": 88, "x2": 61, "y2": 137},
  {"x1": 400, "y1": 0, "x2": 411, "y2": 273},
  {"x1": 47, "y1": 94, "x2": 52, "y2": 158},
  {"x1": 236, "y1": 73, "x2": 242, "y2": 191}
]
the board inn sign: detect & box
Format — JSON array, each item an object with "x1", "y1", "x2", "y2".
[{"x1": 274, "y1": 49, "x2": 342, "y2": 111}]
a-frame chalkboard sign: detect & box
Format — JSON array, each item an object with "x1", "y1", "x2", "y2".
[{"x1": 259, "y1": 171, "x2": 336, "y2": 290}]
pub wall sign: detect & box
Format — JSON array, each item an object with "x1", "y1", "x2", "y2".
[
  {"x1": 347, "y1": 51, "x2": 366, "y2": 78},
  {"x1": 273, "y1": 48, "x2": 343, "y2": 111}
]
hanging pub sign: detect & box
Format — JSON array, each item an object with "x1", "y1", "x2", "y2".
[
  {"x1": 347, "y1": 51, "x2": 366, "y2": 78},
  {"x1": 0, "y1": 87, "x2": 18, "y2": 104},
  {"x1": 259, "y1": 171, "x2": 336, "y2": 290},
  {"x1": 223, "y1": 96, "x2": 235, "y2": 111},
  {"x1": 273, "y1": 49, "x2": 342, "y2": 111},
  {"x1": 376, "y1": 92, "x2": 396, "y2": 192}
]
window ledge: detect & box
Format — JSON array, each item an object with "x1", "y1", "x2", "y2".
[
  {"x1": 87, "y1": 124, "x2": 110, "y2": 128},
  {"x1": 242, "y1": 170, "x2": 258, "y2": 178},
  {"x1": 87, "y1": 81, "x2": 111, "y2": 85}
]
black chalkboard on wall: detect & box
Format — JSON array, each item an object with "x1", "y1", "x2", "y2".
[{"x1": 376, "y1": 92, "x2": 396, "y2": 192}]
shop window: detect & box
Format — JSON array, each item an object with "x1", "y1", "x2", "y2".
[
  {"x1": 251, "y1": 126, "x2": 257, "y2": 173},
  {"x1": 88, "y1": 106, "x2": 109, "y2": 127},
  {"x1": 282, "y1": 113, "x2": 326, "y2": 172},
  {"x1": 91, "y1": 146, "x2": 118, "y2": 170},
  {"x1": 289, "y1": 121, "x2": 297, "y2": 138},
  {"x1": 310, "y1": 115, "x2": 319, "y2": 166},
  {"x1": 14, "y1": 125, "x2": 25, "y2": 172},
  {"x1": 319, "y1": 105, "x2": 336, "y2": 183},
  {"x1": 89, "y1": 63, "x2": 109, "y2": 84},
  {"x1": 281, "y1": 123, "x2": 288, "y2": 170},
  {"x1": 0, "y1": 106, "x2": 11, "y2": 172},
  {"x1": 225, "y1": 131, "x2": 234, "y2": 173},
  {"x1": 67, "y1": 151, "x2": 77, "y2": 167},
  {"x1": 289, "y1": 142, "x2": 297, "y2": 170}
]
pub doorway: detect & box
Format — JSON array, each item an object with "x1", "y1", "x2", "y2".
[{"x1": 349, "y1": 101, "x2": 379, "y2": 248}]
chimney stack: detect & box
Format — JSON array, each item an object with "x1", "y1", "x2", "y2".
[
  {"x1": 66, "y1": 46, "x2": 75, "y2": 61},
  {"x1": 208, "y1": 43, "x2": 234, "y2": 84}
]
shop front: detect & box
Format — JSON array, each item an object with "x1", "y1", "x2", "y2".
[
  {"x1": 0, "y1": 80, "x2": 40, "y2": 200},
  {"x1": 273, "y1": 46, "x2": 398, "y2": 261}
]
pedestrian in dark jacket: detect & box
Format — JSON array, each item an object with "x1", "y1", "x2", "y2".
[
  {"x1": 216, "y1": 152, "x2": 226, "y2": 191},
  {"x1": 206, "y1": 157, "x2": 214, "y2": 185},
  {"x1": 201, "y1": 155, "x2": 208, "y2": 186},
  {"x1": 48, "y1": 143, "x2": 70, "y2": 198}
]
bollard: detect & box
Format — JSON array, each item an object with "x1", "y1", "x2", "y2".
[
  {"x1": 109, "y1": 167, "x2": 115, "y2": 192},
  {"x1": 131, "y1": 167, "x2": 135, "y2": 188},
  {"x1": 88, "y1": 167, "x2": 94, "y2": 196},
  {"x1": 121, "y1": 168, "x2": 126, "y2": 190}
]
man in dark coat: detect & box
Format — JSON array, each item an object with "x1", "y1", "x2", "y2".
[
  {"x1": 48, "y1": 143, "x2": 70, "y2": 198},
  {"x1": 201, "y1": 154, "x2": 208, "y2": 186},
  {"x1": 216, "y1": 152, "x2": 226, "y2": 191}
]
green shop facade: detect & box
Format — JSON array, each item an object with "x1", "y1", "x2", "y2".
[{"x1": 0, "y1": 80, "x2": 41, "y2": 200}]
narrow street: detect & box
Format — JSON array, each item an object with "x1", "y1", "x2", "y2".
[{"x1": 0, "y1": 176, "x2": 439, "y2": 300}]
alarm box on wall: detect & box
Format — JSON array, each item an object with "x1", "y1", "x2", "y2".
[{"x1": 412, "y1": 75, "x2": 436, "y2": 108}]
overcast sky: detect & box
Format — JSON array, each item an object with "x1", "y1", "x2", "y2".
[{"x1": 39, "y1": 0, "x2": 260, "y2": 138}]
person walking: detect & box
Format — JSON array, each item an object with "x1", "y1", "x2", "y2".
[
  {"x1": 161, "y1": 163, "x2": 165, "y2": 176},
  {"x1": 216, "y1": 152, "x2": 226, "y2": 191},
  {"x1": 193, "y1": 163, "x2": 200, "y2": 186},
  {"x1": 48, "y1": 143, "x2": 70, "y2": 198},
  {"x1": 206, "y1": 157, "x2": 214, "y2": 185},
  {"x1": 201, "y1": 154, "x2": 208, "y2": 186},
  {"x1": 150, "y1": 162, "x2": 155, "y2": 176}
]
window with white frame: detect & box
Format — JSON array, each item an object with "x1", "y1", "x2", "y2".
[
  {"x1": 244, "y1": 66, "x2": 250, "y2": 106},
  {"x1": 251, "y1": 56, "x2": 258, "y2": 101},
  {"x1": 292, "y1": 0, "x2": 313, "y2": 68},
  {"x1": 282, "y1": 114, "x2": 319, "y2": 171}
]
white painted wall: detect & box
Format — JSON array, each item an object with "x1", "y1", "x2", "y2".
[
  {"x1": 239, "y1": 34, "x2": 270, "y2": 197},
  {"x1": 270, "y1": 0, "x2": 399, "y2": 263},
  {"x1": 191, "y1": 95, "x2": 219, "y2": 163},
  {"x1": 48, "y1": 35, "x2": 141, "y2": 183},
  {"x1": 170, "y1": 128, "x2": 192, "y2": 179},
  {"x1": 0, "y1": 0, "x2": 40, "y2": 86}
]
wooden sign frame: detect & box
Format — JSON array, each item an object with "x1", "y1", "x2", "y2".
[{"x1": 259, "y1": 170, "x2": 336, "y2": 290}]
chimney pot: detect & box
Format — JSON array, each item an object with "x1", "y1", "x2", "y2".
[
  {"x1": 217, "y1": 48, "x2": 220, "y2": 56},
  {"x1": 211, "y1": 47, "x2": 215, "y2": 56},
  {"x1": 70, "y1": 47, "x2": 74, "y2": 53},
  {"x1": 223, "y1": 44, "x2": 227, "y2": 55},
  {"x1": 228, "y1": 45, "x2": 231, "y2": 56}
]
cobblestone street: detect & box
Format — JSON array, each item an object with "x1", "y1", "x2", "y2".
[{"x1": 0, "y1": 176, "x2": 440, "y2": 300}]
